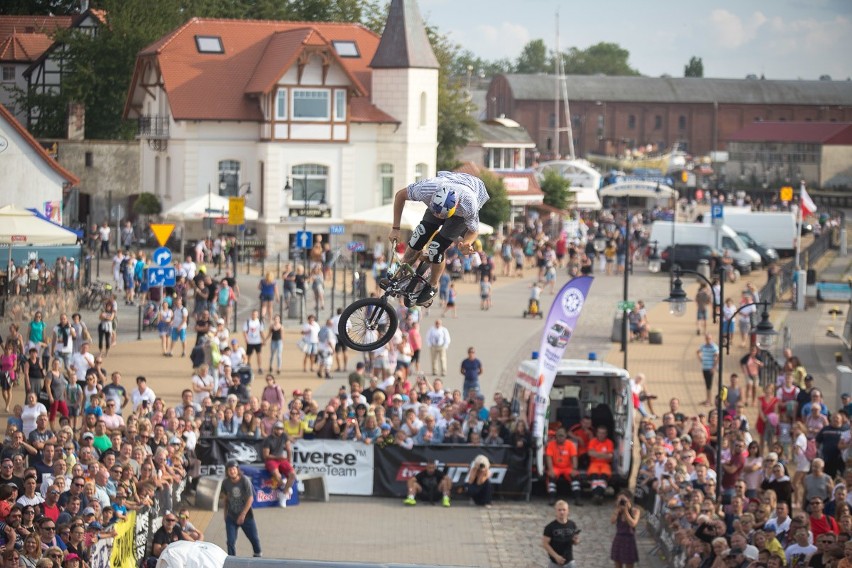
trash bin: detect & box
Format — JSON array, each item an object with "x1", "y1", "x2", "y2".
[
  {"x1": 698, "y1": 259, "x2": 711, "y2": 281},
  {"x1": 611, "y1": 309, "x2": 624, "y2": 343},
  {"x1": 288, "y1": 291, "x2": 303, "y2": 319}
]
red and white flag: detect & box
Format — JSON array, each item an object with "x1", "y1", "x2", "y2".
[{"x1": 801, "y1": 185, "x2": 817, "y2": 217}]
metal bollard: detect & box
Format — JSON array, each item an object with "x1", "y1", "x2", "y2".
[
  {"x1": 278, "y1": 295, "x2": 284, "y2": 321},
  {"x1": 233, "y1": 299, "x2": 238, "y2": 332},
  {"x1": 261, "y1": 256, "x2": 265, "y2": 276},
  {"x1": 331, "y1": 261, "x2": 337, "y2": 316},
  {"x1": 137, "y1": 304, "x2": 142, "y2": 340},
  {"x1": 342, "y1": 264, "x2": 347, "y2": 307},
  {"x1": 276, "y1": 253, "x2": 281, "y2": 278}
]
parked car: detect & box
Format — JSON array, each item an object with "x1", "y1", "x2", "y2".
[
  {"x1": 735, "y1": 231, "x2": 779, "y2": 267},
  {"x1": 660, "y1": 244, "x2": 751, "y2": 275}
]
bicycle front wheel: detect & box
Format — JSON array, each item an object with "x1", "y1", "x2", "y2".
[{"x1": 338, "y1": 297, "x2": 398, "y2": 352}]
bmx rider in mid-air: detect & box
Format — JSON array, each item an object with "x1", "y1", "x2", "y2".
[{"x1": 387, "y1": 171, "x2": 489, "y2": 306}]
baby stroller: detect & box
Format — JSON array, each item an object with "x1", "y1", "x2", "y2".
[
  {"x1": 523, "y1": 298, "x2": 544, "y2": 318},
  {"x1": 142, "y1": 301, "x2": 159, "y2": 330}
]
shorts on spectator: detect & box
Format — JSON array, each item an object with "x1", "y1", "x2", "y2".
[
  {"x1": 170, "y1": 328, "x2": 187, "y2": 342},
  {"x1": 411, "y1": 349, "x2": 420, "y2": 364},
  {"x1": 697, "y1": 309, "x2": 707, "y2": 321},
  {"x1": 247, "y1": 343, "x2": 262, "y2": 356},
  {"x1": 265, "y1": 458, "x2": 294, "y2": 478}
]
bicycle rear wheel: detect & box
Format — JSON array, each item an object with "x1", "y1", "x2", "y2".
[{"x1": 338, "y1": 297, "x2": 398, "y2": 352}]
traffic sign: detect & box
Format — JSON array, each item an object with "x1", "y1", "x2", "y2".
[
  {"x1": 295, "y1": 230, "x2": 313, "y2": 249},
  {"x1": 617, "y1": 300, "x2": 635, "y2": 311},
  {"x1": 228, "y1": 197, "x2": 245, "y2": 226},
  {"x1": 146, "y1": 267, "x2": 176, "y2": 287},
  {"x1": 347, "y1": 241, "x2": 365, "y2": 252},
  {"x1": 780, "y1": 186, "x2": 794, "y2": 202},
  {"x1": 329, "y1": 224, "x2": 345, "y2": 235},
  {"x1": 149, "y1": 223, "x2": 175, "y2": 247},
  {"x1": 153, "y1": 247, "x2": 172, "y2": 267},
  {"x1": 711, "y1": 203, "x2": 724, "y2": 220}
]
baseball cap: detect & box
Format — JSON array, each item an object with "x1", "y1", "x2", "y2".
[
  {"x1": 64, "y1": 553, "x2": 81, "y2": 562},
  {"x1": 226, "y1": 460, "x2": 239, "y2": 469},
  {"x1": 693, "y1": 454, "x2": 708, "y2": 466},
  {"x1": 843, "y1": 393, "x2": 851, "y2": 399},
  {"x1": 392, "y1": 394, "x2": 402, "y2": 401},
  {"x1": 292, "y1": 390, "x2": 303, "y2": 397},
  {"x1": 218, "y1": 318, "x2": 225, "y2": 325},
  {"x1": 273, "y1": 421, "x2": 285, "y2": 429},
  {"x1": 743, "y1": 548, "x2": 758, "y2": 561},
  {"x1": 380, "y1": 423, "x2": 392, "y2": 431},
  {"x1": 82, "y1": 507, "x2": 95, "y2": 516},
  {"x1": 87, "y1": 522, "x2": 103, "y2": 531},
  {"x1": 169, "y1": 437, "x2": 181, "y2": 445},
  {"x1": 82, "y1": 432, "x2": 94, "y2": 440},
  {"x1": 805, "y1": 374, "x2": 814, "y2": 382}
]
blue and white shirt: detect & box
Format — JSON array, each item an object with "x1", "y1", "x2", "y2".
[{"x1": 406, "y1": 172, "x2": 489, "y2": 232}]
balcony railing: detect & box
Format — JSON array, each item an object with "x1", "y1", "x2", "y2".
[{"x1": 137, "y1": 115, "x2": 170, "y2": 139}]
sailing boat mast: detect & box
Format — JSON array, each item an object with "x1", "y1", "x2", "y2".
[{"x1": 554, "y1": 11, "x2": 575, "y2": 160}]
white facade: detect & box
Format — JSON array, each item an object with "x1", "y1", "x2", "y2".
[{"x1": 0, "y1": 112, "x2": 67, "y2": 212}]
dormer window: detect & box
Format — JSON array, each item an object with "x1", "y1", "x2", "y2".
[
  {"x1": 332, "y1": 40, "x2": 359, "y2": 58},
  {"x1": 195, "y1": 35, "x2": 224, "y2": 54},
  {"x1": 293, "y1": 89, "x2": 330, "y2": 121}
]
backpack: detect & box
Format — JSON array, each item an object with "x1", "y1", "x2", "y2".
[
  {"x1": 804, "y1": 437, "x2": 818, "y2": 461},
  {"x1": 218, "y1": 286, "x2": 230, "y2": 306}
]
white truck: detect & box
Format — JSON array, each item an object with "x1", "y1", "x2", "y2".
[
  {"x1": 720, "y1": 211, "x2": 798, "y2": 256},
  {"x1": 649, "y1": 220, "x2": 762, "y2": 270},
  {"x1": 511, "y1": 358, "x2": 634, "y2": 488}
]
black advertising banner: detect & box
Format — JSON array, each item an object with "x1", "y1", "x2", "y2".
[
  {"x1": 373, "y1": 444, "x2": 529, "y2": 500},
  {"x1": 196, "y1": 437, "x2": 264, "y2": 476}
]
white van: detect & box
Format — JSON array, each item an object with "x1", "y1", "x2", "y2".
[
  {"x1": 721, "y1": 211, "x2": 797, "y2": 256},
  {"x1": 511, "y1": 358, "x2": 633, "y2": 488},
  {"x1": 649, "y1": 221, "x2": 762, "y2": 270}
]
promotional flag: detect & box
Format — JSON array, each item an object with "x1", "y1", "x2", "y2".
[
  {"x1": 800, "y1": 185, "x2": 817, "y2": 218},
  {"x1": 532, "y1": 276, "x2": 594, "y2": 447}
]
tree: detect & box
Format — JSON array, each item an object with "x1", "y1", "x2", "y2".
[
  {"x1": 0, "y1": 0, "x2": 76, "y2": 15},
  {"x1": 684, "y1": 56, "x2": 704, "y2": 78},
  {"x1": 426, "y1": 28, "x2": 478, "y2": 171},
  {"x1": 560, "y1": 42, "x2": 640, "y2": 76},
  {"x1": 478, "y1": 170, "x2": 511, "y2": 228},
  {"x1": 539, "y1": 169, "x2": 572, "y2": 210},
  {"x1": 515, "y1": 39, "x2": 550, "y2": 74}
]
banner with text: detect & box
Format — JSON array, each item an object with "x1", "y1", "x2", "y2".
[
  {"x1": 89, "y1": 538, "x2": 113, "y2": 568},
  {"x1": 196, "y1": 437, "x2": 374, "y2": 495},
  {"x1": 109, "y1": 511, "x2": 137, "y2": 568},
  {"x1": 373, "y1": 445, "x2": 529, "y2": 499}
]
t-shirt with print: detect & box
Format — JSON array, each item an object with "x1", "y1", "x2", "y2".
[
  {"x1": 222, "y1": 473, "x2": 255, "y2": 520},
  {"x1": 243, "y1": 318, "x2": 264, "y2": 345},
  {"x1": 785, "y1": 543, "x2": 817, "y2": 567},
  {"x1": 543, "y1": 519, "x2": 578, "y2": 564}
]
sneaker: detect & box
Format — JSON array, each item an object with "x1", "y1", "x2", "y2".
[
  {"x1": 415, "y1": 284, "x2": 436, "y2": 306},
  {"x1": 442, "y1": 495, "x2": 450, "y2": 508},
  {"x1": 404, "y1": 496, "x2": 416, "y2": 506}
]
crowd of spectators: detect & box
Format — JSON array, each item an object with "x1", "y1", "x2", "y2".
[{"x1": 637, "y1": 347, "x2": 852, "y2": 568}]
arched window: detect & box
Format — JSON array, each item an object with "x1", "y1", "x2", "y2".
[
  {"x1": 291, "y1": 163, "x2": 329, "y2": 202},
  {"x1": 415, "y1": 163, "x2": 428, "y2": 182},
  {"x1": 678, "y1": 115, "x2": 687, "y2": 130},
  {"x1": 628, "y1": 115, "x2": 636, "y2": 130},
  {"x1": 218, "y1": 160, "x2": 241, "y2": 197},
  {"x1": 379, "y1": 163, "x2": 394, "y2": 204},
  {"x1": 419, "y1": 92, "x2": 427, "y2": 127}
]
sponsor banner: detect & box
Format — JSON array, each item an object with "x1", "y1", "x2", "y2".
[
  {"x1": 532, "y1": 276, "x2": 593, "y2": 449},
  {"x1": 89, "y1": 538, "x2": 113, "y2": 568},
  {"x1": 240, "y1": 464, "x2": 300, "y2": 508},
  {"x1": 135, "y1": 506, "x2": 151, "y2": 563},
  {"x1": 109, "y1": 511, "x2": 137, "y2": 568},
  {"x1": 373, "y1": 445, "x2": 529, "y2": 499},
  {"x1": 196, "y1": 437, "x2": 374, "y2": 495}
]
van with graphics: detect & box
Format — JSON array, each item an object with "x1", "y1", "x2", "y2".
[
  {"x1": 511, "y1": 358, "x2": 634, "y2": 489},
  {"x1": 546, "y1": 321, "x2": 573, "y2": 348}
]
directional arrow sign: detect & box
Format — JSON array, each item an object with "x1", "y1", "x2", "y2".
[
  {"x1": 295, "y1": 230, "x2": 313, "y2": 249},
  {"x1": 153, "y1": 247, "x2": 172, "y2": 267}
]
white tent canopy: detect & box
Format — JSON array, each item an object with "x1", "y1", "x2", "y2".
[
  {"x1": 163, "y1": 194, "x2": 259, "y2": 222},
  {"x1": 599, "y1": 181, "x2": 677, "y2": 199},
  {"x1": 569, "y1": 187, "x2": 602, "y2": 210},
  {"x1": 344, "y1": 201, "x2": 494, "y2": 235},
  {"x1": 0, "y1": 205, "x2": 78, "y2": 245}
]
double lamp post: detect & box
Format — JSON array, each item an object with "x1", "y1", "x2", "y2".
[
  {"x1": 284, "y1": 174, "x2": 326, "y2": 323},
  {"x1": 664, "y1": 265, "x2": 777, "y2": 503}
]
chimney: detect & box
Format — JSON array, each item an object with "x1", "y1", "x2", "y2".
[{"x1": 67, "y1": 102, "x2": 85, "y2": 140}]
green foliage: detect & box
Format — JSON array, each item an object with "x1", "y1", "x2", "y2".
[
  {"x1": 539, "y1": 169, "x2": 572, "y2": 210},
  {"x1": 447, "y1": 49, "x2": 512, "y2": 78},
  {"x1": 5, "y1": 86, "x2": 69, "y2": 138},
  {"x1": 426, "y1": 27, "x2": 478, "y2": 172},
  {"x1": 132, "y1": 192, "x2": 162, "y2": 216},
  {"x1": 515, "y1": 39, "x2": 550, "y2": 74},
  {"x1": 478, "y1": 170, "x2": 511, "y2": 228},
  {"x1": 684, "y1": 56, "x2": 704, "y2": 78},
  {"x1": 560, "y1": 42, "x2": 640, "y2": 76},
  {"x1": 0, "y1": 0, "x2": 76, "y2": 15}
]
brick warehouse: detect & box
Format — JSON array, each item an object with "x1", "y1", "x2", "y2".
[{"x1": 485, "y1": 74, "x2": 852, "y2": 160}]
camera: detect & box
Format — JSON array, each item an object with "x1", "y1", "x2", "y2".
[{"x1": 479, "y1": 463, "x2": 486, "y2": 469}]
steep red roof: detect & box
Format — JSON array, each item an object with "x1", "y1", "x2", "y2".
[
  {"x1": 727, "y1": 121, "x2": 852, "y2": 145},
  {"x1": 126, "y1": 18, "x2": 385, "y2": 122},
  {"x1": 0, "y1": 103, "x2": 79, "y2": 186},
  {"x1": 0, "y1": 32, "x2": 54, "y2": 62},
  {"x1": 0, "y1": 15, "x2": 73, "y2": 40}
]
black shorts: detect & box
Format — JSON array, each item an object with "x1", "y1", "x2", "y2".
[
  {"x1": 411, "y1": 349, "x2": 420, "y2": 363},
  {"x1": 702, "y1": 369, "x2": 714, "y2": 391},
  {"x1": 335, "y1": 342, "x2": 346, "y2": 353},
  {"x1": 247, "y1": 343, "x2": 262, "y2": 356},
  {"x1": 409, "y1": 211, "x2": 468, "y2": 262}
]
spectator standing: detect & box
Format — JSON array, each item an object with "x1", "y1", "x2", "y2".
[
  {"x1": 610, "y1": 489, "x2": 640, "y2": 568},
  {"x1": 542, "y1": 500, "x2": 580, "y2": 568},
  {"x1": 696, "y1": 334, "x2": 719, "y2": 406},
  {"x1": 222, "y1": 460, "x2": 262, "y2": 558},
  {"x1": 695, "y1": 283, "x2": 712, "y2": 336},
  {"x1": 460, "y1": 347, "x2": 482, "y2": 397},
  {"x1": 426, "y1": 320, "x2": 451, "y2": 377},
  {"x1": 301, "y1": 315, "x2": 320, "y2": 374},
  {"x1": 242, "y1": 310, "x2": 265, "y2": 374}
]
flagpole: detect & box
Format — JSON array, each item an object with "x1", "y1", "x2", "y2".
[{"x1": 794, "y1": 180, "x2": 803, "y2": 270}]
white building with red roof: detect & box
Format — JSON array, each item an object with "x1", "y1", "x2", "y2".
[{"x1": 123, "y1": 0, "x2": 438, "y2": 252}]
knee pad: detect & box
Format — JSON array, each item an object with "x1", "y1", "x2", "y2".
[
  {"x1": 408, "y1": 223, "x2": 427, "y2": 249},
  {"x1": 425, "y1": 234, "x2": 453, "y2": 264}
]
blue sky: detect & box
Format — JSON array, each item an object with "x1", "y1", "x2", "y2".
[{"x1": 419, "y1": 0, "x2": 852, "y2": 80}]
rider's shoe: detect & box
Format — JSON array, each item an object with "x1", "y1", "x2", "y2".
[
  {"x1": 414, "y1": 284, "x2": 436, "y2": 306},
  {"x1": 378, "y1": 277, "x2": 391, "y2": 291}
]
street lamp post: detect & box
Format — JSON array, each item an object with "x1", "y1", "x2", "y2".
[
  {"x1": 664, "y1": 267, "x2": 777, "y2": 503},
  {"x1": 283, "y1": 175, "x2": 326, "y2": 323}
]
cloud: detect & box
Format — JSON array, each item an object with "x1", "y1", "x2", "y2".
[
  {"x1": 708, "y1": 9, "x2": 768, "y2": 48},
  {"x1": 470, "y1": 22, "x2": 531, "y2": 60}
]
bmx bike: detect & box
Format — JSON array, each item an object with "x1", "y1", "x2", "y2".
[{"x1": 337, "y1": 240, "x2": 432, "y2": 352}]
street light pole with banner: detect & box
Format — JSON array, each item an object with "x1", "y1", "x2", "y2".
[{"x1": 532, "y1": 275, "x2": 594, "y2": 474}]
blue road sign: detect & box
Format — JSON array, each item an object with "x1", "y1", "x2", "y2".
[
  {"x1": 347, "y1": 241, "x2": 365, "y2": 252},
  {"x1": 153, "y1": 247, "x2": 172, "y2": 267},
  {"x1": 329, "y1": 224, "x2": 345, "y2": 235},
  {"x1": 147, "y1": 267, "x2": 176, "y2": 287},
  {"x1": 296, "y1": 230, "x2": 313, "y2": 249},
  {"x1": 711, "y1": 203, "x2": 724, "y2": 220}
]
